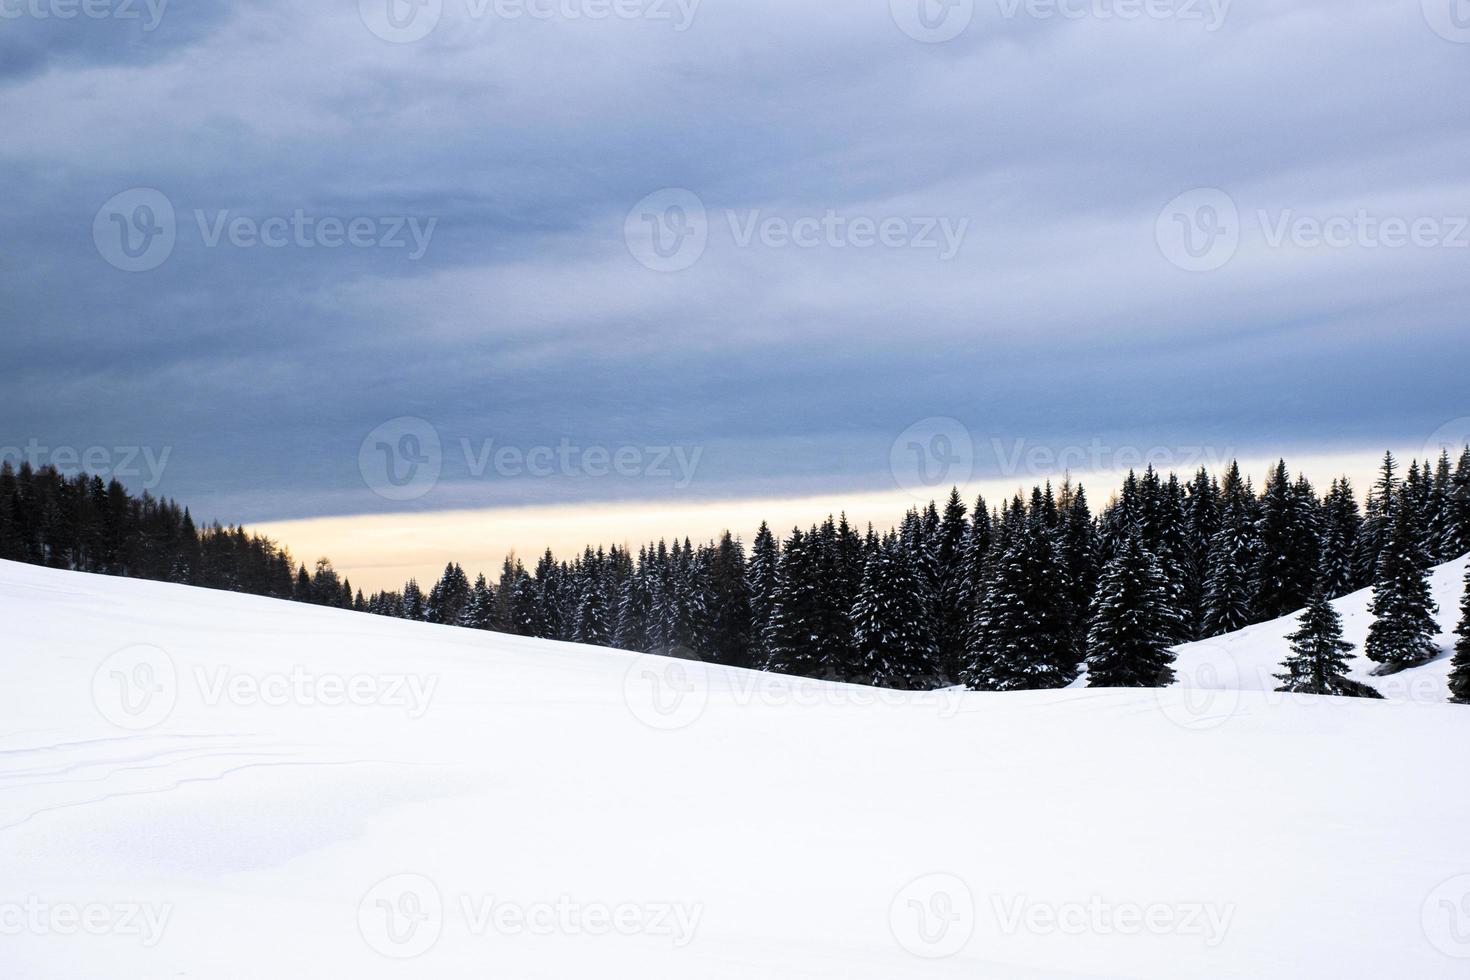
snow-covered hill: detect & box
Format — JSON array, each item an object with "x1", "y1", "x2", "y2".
[
  {"x1": 3, "y1": 557, "x2": 1469, "y2": 979},
  {"x1": 1170, "y1": 554, "x2": 1468, "y2": 708}
]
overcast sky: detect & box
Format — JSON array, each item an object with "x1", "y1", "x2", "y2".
[{"x1": 4, "y1": 0, "x2": 1469, "y2": 532}]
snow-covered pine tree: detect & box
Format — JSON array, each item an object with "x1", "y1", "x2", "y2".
[
  {"x1": 746, "y1": 522, "x2": 779, "y2": 667},
  {"x1": 1085, "y1": 532, "x2": 1180, "y2": 688},
  {"x1": 1403, "y1": 460, "x2": 1435, "y2": 570},
  {"x1": 1426, "y1": 450, "x2": 1454, "y2": 564},
  {"x1": 817, "y1": 515, "x2": 862, "y2": 675},
  {"x1": 1319, "y1": 478, "x2": 1361, "y2": 598},
  {"x1": 401, "y1": 577, "x2": 426, "y2": 621},
  {"x1": 1356, "y1": 451, "x2": 1398, "y2": 584},
  {"x1": 1448, "y1": 563, "x2": 1470, "y2": 704},
  {"x1": 934, "y1": 488, "x2": 971, "y2": 674},
  {"x1": 509, "y1": 570, "x2": 539, "y2": 636},
  {"x1": 613, "y1": 549, "x2": 653, "y2": 651},
  {"x1": 700, "y1": 531, "x2": 752, "y2": 667},
  {"x1": 1274, "y1": 587, "x2": 1381, "y2": 698},
  {"x1": 1057, "y1": 481, "x2": 1099, "y2": 663},
  {"x1": 1365, "y1": 492, "x2": 1440, "y2": 674},
  {"x1": 1182, "y1": 467, "x2": 1220, "y2": 638},
  {"x1": 460, "y1": 573, "x2": 496, "y2": 630},
  {"x1": 572, "y1": 561, "x2": 612, "y2": 647},
  {"x1": 1253, "y1": 461, "x2": 1319, "y2": 620},
  {"x1": 1202, "y1": 462, "x2": 1256, "y2": 636},
  {"x1": 961, "y1": 516, "x2": 1075, "y2": 691},
  {"x1": 425, "y1": 562, "x2": 472, "y2": 625},
  {"x1": 851, "y1": 539, "x2": 941, "y2": 690},
  {"x1": 765, "y1": 527, "x2": 831, "y2": 679},
  {"x1": 1445, "y1": 446, "x2": 1470, "y2": 560}
]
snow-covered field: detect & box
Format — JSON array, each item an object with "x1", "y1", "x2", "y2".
[{"x1": 3, "y1": 557, "x2": 1469, "y2": 979}]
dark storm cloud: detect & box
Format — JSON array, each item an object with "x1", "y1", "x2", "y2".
[{"x1": 3, "y1": 0, "x2": 1468, "y2": 522}]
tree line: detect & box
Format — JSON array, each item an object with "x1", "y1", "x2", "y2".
[{"x1": 3, "y1": 449, "x2": 1468, "y2": 701}]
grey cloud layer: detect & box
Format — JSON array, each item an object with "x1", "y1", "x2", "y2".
[{"x1": 3, "y1": 0, "x2": 1467, "y2": 521}]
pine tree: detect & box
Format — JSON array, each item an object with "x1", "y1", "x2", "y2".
[
  {"x1": 1448, "y1": 563, "x2": 1470, "y2": 705},
  {"x1": 701, "y1": 531, "x2": 753, "y2": 667},
  {"x1": 747, "y1": 522, "x2": 780, "y2": 667},
  {"x1": 1202, "y1": 462, "x2": 1256, "y2": 636},
  {"x1": 461, "y1": 573, "x2": 497, "y2": 630},
  {"x1": 1319, "y1": 478, "x2": 1361, "y2": 599},
  {"x1": 1056, "y1": 482, "x2": 1099, "y2": 662},
  {"x1": 961, "y1": 516, "x2": 1075, "y2": 691},
  {"x1": 1275, "y1": 588, "x2": 1381, "y2": 698},
  {"x1": 765, "y1": 528, "x2": 832, "y2": 679},
  {"x1": 613, "y1": 547, "x2": 653, "y2": 651},
  {"x1": 401, "y1": 578, "x2": 426, "y2": 621},
  {"x1": 1445, "y1": 447, "x2": 1470, "y2": 560},
  {"x1": 1357, "y1": 451, "x2": 1397, "y2": 585},
  {"x1": 572, "y1": 563, "x2": 612, "y2": 647},
  {"x1": 851, "y1": 540, "x2": 941, "y2": 690},
  {"x1": 425, "y1": 562, "x2": 472, "y2": 625},
  {"x1": 1426, "y1": 450, "x2": 1454, "y2": 564},
  {"x1": 1365, "y1": 495, "x2": 1440, "y2": 674},
  {"x1": 1182, "y1": 468, "x2": 1220, "y2": 636},
  {"x1": 1085, "y1": 533, "x2": 1180, "y2": 688},
  {"x1": 1253, "y1": 461, "x2": 1319, "y2": 620}
]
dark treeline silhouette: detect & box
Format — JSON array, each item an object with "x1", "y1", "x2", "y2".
[{"x1": 4, "y1": 448, "x2": 1469, "y2": 696}]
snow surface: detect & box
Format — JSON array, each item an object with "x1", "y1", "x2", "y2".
[
  {"x1": 1168, "y1": 554, "x2": 1469, "y2": 706},
  {"x1": 3, "y1": 557, "x2": 1469, "y2": 979}
]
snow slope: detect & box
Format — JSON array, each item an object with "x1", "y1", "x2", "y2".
[
  {"x1": 1170, "y1": 554, "x2": 1469, "y2": 705},
  {"x1": 2, "y1": 557, "x2": 1469, "y2": 979}
]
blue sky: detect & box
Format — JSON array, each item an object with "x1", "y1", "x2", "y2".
[{"x1": 4, "y1": 0, "x2": 1469, "y2": 528}]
